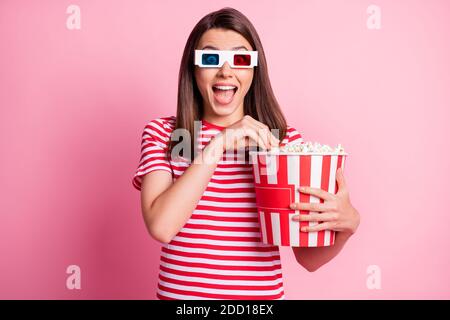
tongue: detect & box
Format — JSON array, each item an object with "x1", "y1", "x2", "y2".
[{"x1": 214, "y1": 89, "x2": 235, "y2": 105}]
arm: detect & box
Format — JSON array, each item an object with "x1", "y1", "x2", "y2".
[
  {"x1": 140, "y1": 115, "x2": 280, "y2": 244},
  {"x1": 141, "y1": 136, "x2": 224, "y2": 244},
  {"x1": 292, "y1": 230, "x2": 355, "y2": 272},
  {"x1": 290, "y1": 169, "x2": 360, "y2": 271}
]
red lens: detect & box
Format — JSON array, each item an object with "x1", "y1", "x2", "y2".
[{"x1": 233, "y1": 54, "x2": 251, "y2": 66}]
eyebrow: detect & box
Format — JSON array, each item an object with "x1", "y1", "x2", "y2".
[{"x1": 201, "y1": 45, "x2": 250, "y2": 50}]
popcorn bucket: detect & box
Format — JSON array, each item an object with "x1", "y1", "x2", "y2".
[{"x1": 249, "y1": 151, "x2": 348, "y2": 247}]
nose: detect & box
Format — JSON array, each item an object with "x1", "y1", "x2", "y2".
[{"x1": 217, "y1": 61, "x2": 233, "y2": 77}]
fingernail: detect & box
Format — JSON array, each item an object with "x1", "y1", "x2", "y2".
[
  {"x1": 299, "y1": 186, "x2": 306, "y2": 192},
  {"x1": 290, "y1": 203, "x2": 296, "y2": 209},
  {"x1": 301, "y1": 227, "x2": 307, "y2": 232}
]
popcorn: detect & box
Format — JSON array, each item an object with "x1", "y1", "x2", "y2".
[{"x1": 270, "y1": 141, "x2": 346, "y2": 154}]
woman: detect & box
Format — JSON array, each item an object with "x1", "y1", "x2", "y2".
[{"x1": 132, "y1": 7, "x2": 360, "y2": 300}]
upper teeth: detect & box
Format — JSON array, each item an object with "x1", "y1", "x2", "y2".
[{"x1": 214, "y1": 85, "x2": 236, "y2": 90}]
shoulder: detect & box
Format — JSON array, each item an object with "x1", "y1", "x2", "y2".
[
  {"x1": 146, "y1": 115, "x2": 176, "y2": 129},
  {"x1": 281, "y1": 125, "x2": 303, "y2": 146},
  {"x1": 286, "y1": 125, "x2": 303, "y2": 140},
  {"x1": 143, "y1": 116, "x2": 176, "y2": 136},
  {"x1": 140, "y1": 116, "x2": 176, "y2": 148}
]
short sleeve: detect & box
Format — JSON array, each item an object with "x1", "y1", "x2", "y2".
[
  {"x1": 280, "y1": 125, "x2": 303, "y2": 147},
  {"x1": 132, "y1": 118, "x2": 174, "y2": 191}
]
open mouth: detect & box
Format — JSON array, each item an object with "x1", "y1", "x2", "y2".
[{"x1": 212, "y1": 85, "x2": 238, "y2": 105}]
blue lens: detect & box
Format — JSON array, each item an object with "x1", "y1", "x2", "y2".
[{"x1": 202, "y1": 53, "x2": 219, "y2": 66}]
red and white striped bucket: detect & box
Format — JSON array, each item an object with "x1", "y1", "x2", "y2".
[{"x1": 249, "y1": 151, "x2": 348, "y2": 247}]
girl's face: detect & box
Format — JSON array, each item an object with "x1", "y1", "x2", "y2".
[{"x1": 194, "y1": 28, "x2": 254, "y2": 125}]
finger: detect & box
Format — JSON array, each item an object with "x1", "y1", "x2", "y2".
[
  {"x1": 247, "y1": 117, "x2": 280, "y2": 148},
  {"x1": 245, "y1": 125, "x2": 270, "y2": 150},
  {"x1": 239, "y1": 118, "x2": 269, "y2": 148},
  {"x1": 301, "y1": 222, "x2": 334, "y2": 232},
  {"x1": 290, "y1": 202, "x2": 335, "y2": 212},
  {"x1": 291, "y1": 213, "x2": 337, "y2": 222},
  {"x1": 269, "y1": 131, "x2": 280, "y2": 148},
  {"x1": 298, "y1": 186, "x2": 334, "y2": 201},
  {"x1": 267, "y1": 128, "x2": 281, "y2": 148},
  {"x1": 228, "y1": 126, "x2": 265, "y2": 150},
  {"x1": 252, "y1": 123, "x2": 273, "y2": 149},
  {"x1": 257, "y1": 128, "x2": 272, "y2": 150},
  {"x1": 227, "y1": 124, "x2": 270, "y2": 151},
  {"x1": 238, "y1": 136, "x2": 251, "y2": 150},
  {"x1": 259, "y1": 125, "x2": 280, "y2": 148},
  {"x1": 253, "y1": 124, "x2": 275, "y2": 151},
  {"x1": 336, "y1": 168, "x2": 347, "y2": 193}
]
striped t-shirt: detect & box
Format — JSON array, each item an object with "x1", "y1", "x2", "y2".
[{"x1": 132, "y1": 116, "x2": 303, "y2": 300}]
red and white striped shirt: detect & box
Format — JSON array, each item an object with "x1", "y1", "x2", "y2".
[{"x1": 132, "y1": 116, "x2": 303, "y2": 300}]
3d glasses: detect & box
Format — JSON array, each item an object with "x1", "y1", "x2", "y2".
[{"x1": 194, "y1": 50, "x2": 258, "y2": 68}]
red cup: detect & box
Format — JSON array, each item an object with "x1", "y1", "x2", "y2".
[{"x1": 250, "y1": 151, "x2": 348, "y2": 247}]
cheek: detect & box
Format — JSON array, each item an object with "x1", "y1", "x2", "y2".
[
  {"x1": 195, "y1": 69, "x2": 215, "y2": 94},
  {"x1": 237, "y1": 70, "x2": 254, "y2": 91}
]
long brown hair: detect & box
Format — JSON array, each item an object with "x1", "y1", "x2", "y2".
[{"x1": 168, "y1": 7, "x2": 287, "y2": 162}]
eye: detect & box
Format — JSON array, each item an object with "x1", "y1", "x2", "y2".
[
  {"x1": 202, "y1": 53, "x2": 219, "y2": 65},
  {"x1": 233, "y1": 54, "x2": 251, "y2": 66}
]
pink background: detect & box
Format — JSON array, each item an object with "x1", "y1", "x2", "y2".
[{"x1": 1, "y1": 0, "x2": 449, "y2": 299}]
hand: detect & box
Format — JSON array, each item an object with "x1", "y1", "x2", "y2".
[
  {"x1": 213, "y1": 115, "x2": 280, "y2": 152},
  {"x1": 290, "y1": 168, "x2": 360, "y2": 235}
]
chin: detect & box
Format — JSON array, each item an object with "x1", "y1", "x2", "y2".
[{"x1": 211, "y1": 103, "x2": 240, "y2": 117}]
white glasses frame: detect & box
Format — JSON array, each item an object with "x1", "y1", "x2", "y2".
[{"x1": 194, "y1": 50, "x2": 258, "y2": 68}]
